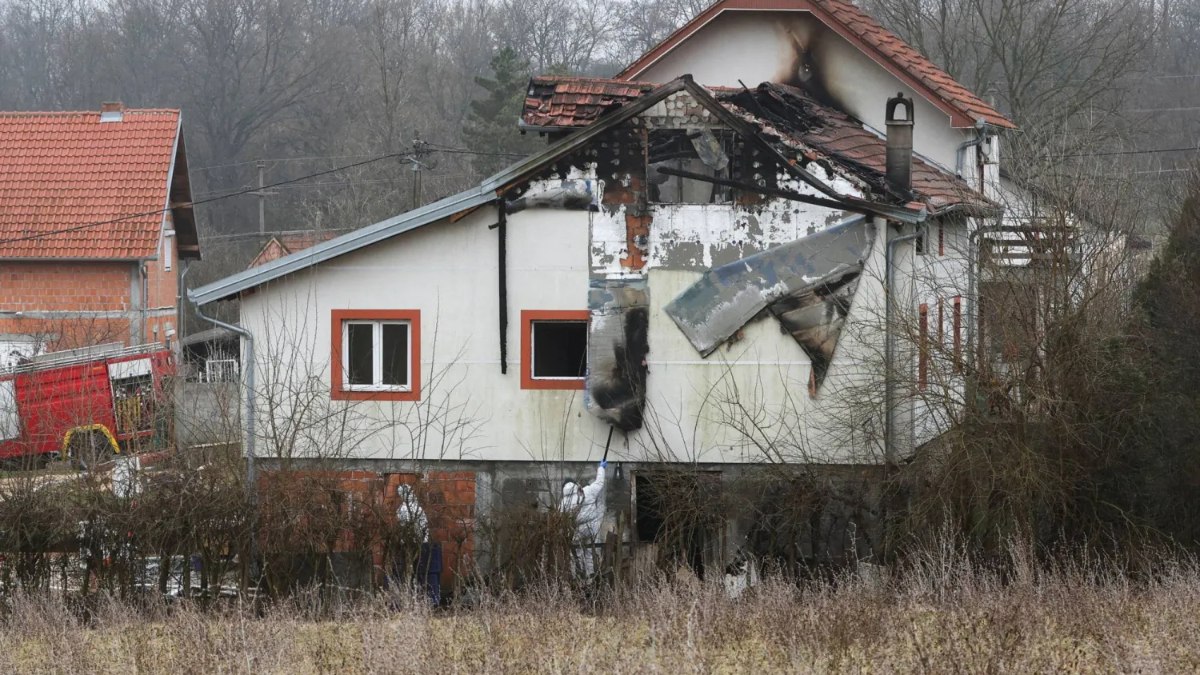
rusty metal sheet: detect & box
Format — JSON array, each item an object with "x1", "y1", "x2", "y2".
[{"x1": 664, "y1": 216, "x2": 874, "y2": 371}]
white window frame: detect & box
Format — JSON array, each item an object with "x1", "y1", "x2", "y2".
[
  {"x1": 341, "y1": 320, "x2": 412, "y2": 392},
  {"x1": 530, "y1": 319, "x2": 589, "y2": 382}
]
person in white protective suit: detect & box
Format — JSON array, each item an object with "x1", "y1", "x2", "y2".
[
  {"x1": 394, "y1": 484, "x2": 442, "y2": 604},
  {"x1": 395, "y1": 484, "x2": 429, "y2": 543},
  {"x1": 560, "y1": 460, "x2": 607, "y2": 578}
]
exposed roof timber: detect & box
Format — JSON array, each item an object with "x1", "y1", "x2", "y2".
[
  {"x1": 676, "y1": 78, "x2": 926, "y2": 222},
  {"x1": 191, "y1": 75, "x2": 919, "y2": 305},
  {"x1": 655, "y1": 166, "x2": 923, "y2": 223}
]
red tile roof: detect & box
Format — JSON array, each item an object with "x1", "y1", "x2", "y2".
[
  {"x1": 248, "y1": 231, "x2": 340, "y2": 268},
  {"x1": 0, "y1": 108, "x2": 182, "y2": 260},
  {"x1": 615, "y1": 0, "x2": 1015, "y2": 130},
  {"x1": 523, "y1": 77, "x2": 655, "y2": 129},
  {"x1": 521, "y1": 77, "x2": 992, "y2": 214}
]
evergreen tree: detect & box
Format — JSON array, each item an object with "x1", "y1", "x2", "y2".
[{"x1": 463, "y1": 47, "x2": 540, "y2": 176}]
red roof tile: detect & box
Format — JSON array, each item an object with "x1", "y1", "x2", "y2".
[
  {"x1": 248, "y1": 231, "x2": 340, "y2": 268},
  {"x1": 615, "y1": 0, "x2": 1015, "y2": 130},
  {"x1": 523, "y1": 77, "x2": 655, "y2": 129},
  {"x1": 0, "y1": 108, "x2": 182, "y2": 259}
]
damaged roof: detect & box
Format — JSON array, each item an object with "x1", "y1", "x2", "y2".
[
  {"x1": 522, "y1": 77, "x2": 993, "y2": 215},
  {"x1": 615, "y1": 0, "x2": 1015, "y2": 130},
  {"x1": 193, "y1": 76, "x2": 937, "y2": 306},
  {"x1": 523, "y1": 77, "x2": 655, "y2": 130}
]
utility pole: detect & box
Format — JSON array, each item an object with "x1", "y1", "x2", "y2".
[
  {"x1": 410, "y1": 136, "x2": 430, "y2": 211},
  {"x1": 250, "y1": 160, "x2": 278, "y2": 234}
]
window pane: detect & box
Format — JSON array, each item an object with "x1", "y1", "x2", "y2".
[
  {"x1": 346, "y1": 323, "x2": 374, "y2": 385},
  {"x1": 381, "y1": 323, "x2": 409, "y2": 386},
  {"x1": 532, "y1": 321, "x2": 587, "y2": 378}
]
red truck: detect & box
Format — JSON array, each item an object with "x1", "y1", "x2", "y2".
[{"x1": 0, "y1": 342, "x2": 175, "y2": 468}]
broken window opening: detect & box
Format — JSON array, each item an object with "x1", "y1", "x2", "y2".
[
  {"x1": 342, "y1": 320, "x2": 411, "y2": 391},
  {"x1": 521, "y1": 310, "x2": 588, "y2": 390},
  {"x1": 531, "y1": 320, "x2": 588, "y2": 380},
  {"x1": 634, "y1": 471, "x2": 724, "y2": 579},
  {"x1": 648, "y1": 129, "x2": 738, "y2": 204}
]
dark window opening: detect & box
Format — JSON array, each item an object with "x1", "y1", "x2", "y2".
[
  {"x1": 346, "y1": 323, "x2": 373, "y2": 386},
  {"x1": 381, "y1": 323, "x2": 410, "y2": 386},
  {"x1": 531, "y1": 320, "x2": 587, "y2": 379},
  {"x1": 634, "y1": 472, "x2": 722, "y2": 579}
]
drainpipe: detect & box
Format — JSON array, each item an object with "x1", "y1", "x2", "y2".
[
  {"x1": 180, "y1": 263, "x2": 256, "y2": 499},
  {"x1": 140, "y1": 262, "x2": 149, "y2": 345},
  {"x1": 497, "y1": 201, "x2": 508, "y2": 375},
  {"x1": 955, "y1": 119, "x2": 988, "y2": 181},
  {"x1": 885, "y1": 224, "x2": 926, "y2": 467}
]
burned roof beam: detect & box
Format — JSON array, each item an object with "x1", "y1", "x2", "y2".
[{"x1": 654, "y1": 166, "x2": 925, "y2": 224}]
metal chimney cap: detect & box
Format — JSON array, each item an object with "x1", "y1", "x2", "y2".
[
  {"x1": 99, "y1": 101, "x2": 125, "y2": 123},
  {"x1": 886, "y1": 93, "x2": 913, "y2": 125}
]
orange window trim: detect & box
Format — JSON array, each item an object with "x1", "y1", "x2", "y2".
[
  {"x1": 918, "y1": 303, "x2": 929, "y2": 390},
  {"x1": 953, "y1": 296, "x2": 963, "y2": 372},
  {"x1": 937, "y1": 297, "x2": 944, "y2": 346},
  {"x1": 330, "y1": 309, "x2": 421, "y2": 401},
  {"x1": 521, "y1": 309, "x2": 589, "y2": 390}
]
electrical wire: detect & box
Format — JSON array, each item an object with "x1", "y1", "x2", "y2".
[{"x1": 0, "y1": 152, "x2": 408, "y2": 247}]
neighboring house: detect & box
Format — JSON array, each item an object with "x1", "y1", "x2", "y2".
[
  {"x1": 0, "y1": 103, "x2": 200, "y2": 365},
  {"x1": 192, "y1": 0, "x2": 1012, "y2": 568},
  {"x1": 247, "y1": 230, "x2": 339, "y2": 269}
]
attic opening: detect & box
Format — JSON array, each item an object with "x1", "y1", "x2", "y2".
[{"x1": 648, "y1": 129, "x2": 736, "y2": 204}]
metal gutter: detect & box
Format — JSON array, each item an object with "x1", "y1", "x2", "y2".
[{"x1": 189, "y1": 187, "x2": 496, "y2": 305}]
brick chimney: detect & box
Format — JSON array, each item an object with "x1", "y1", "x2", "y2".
[
  {"x1": 99, "y1": 101, "x2": 125, "y2": 123},
  {"x1": 885, "y1": 93, "x2": 913, "y2": 194}
]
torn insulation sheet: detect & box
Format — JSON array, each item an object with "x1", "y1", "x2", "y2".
[
  {"x1": 664, "y1": 216, "x2": 874, "y2": 389},
  {"x1": 586, "y1": 279, "x2": 649, "y2": 431}
]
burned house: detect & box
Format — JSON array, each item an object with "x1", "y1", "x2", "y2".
[{"x1": 191, "y1": 0, "x2": 1012, "y2": 572}]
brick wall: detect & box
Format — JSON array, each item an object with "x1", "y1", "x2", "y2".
[
  {"x1": 0, "y1": 261, "x2": 133, "y2": 313},
  {"x1": 1, "y1": 260, "x2": 134, "y2": 349},
  {"x1": 0, "y1": 230, "x2": 182, "y2": 349},
  {"x1": 384, "y1": 471, "x2": 477, "y2": 591},
  {"x1": 258, "y1": 469, "x2": 478, "y2": 595}
]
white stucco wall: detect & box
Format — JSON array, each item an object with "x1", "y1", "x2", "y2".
[
  {"x1": 633, "y1": 11, "x2": 973, "y2": 171},
  {"x1": 238, "y1": 192, "x2": 972, "y2": 466}
]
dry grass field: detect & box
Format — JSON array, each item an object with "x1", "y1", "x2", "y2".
[{"x1": 1, "y1": 557, "x2": 1198, "y2": 674}]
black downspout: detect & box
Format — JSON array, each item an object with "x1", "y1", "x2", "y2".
[{"x1": 498, "y1": 202, "x2": 508, "y2": 374}]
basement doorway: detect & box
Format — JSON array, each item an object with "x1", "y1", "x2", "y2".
[{"x1": 633, "y1": 470, "x2": 725, "y2": 579}]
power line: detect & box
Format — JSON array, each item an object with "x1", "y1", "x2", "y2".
[
  {"x1": 192, "y1": 146, "x2": 526, "y2": 172},
  {"x1": 1127, "y1": 105, "x2": 1200, "y2": 113},
  {"x1": 1058, "y1": 145, "x2": 1200, "y2": 158},
  {"x1": 0, "y1": 152, "x2": 407, "y2": 247}
]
